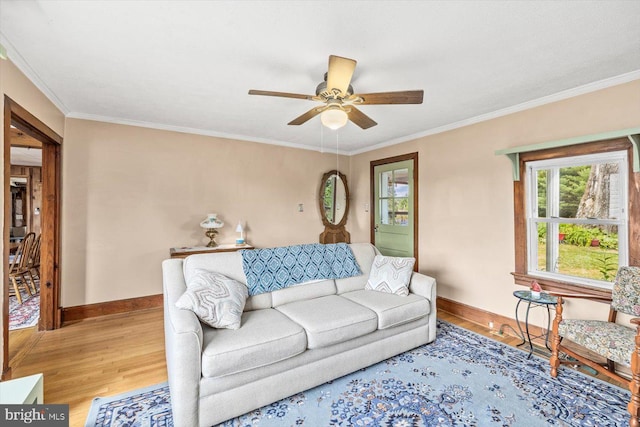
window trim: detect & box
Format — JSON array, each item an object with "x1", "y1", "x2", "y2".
[{"x1": 512, "y1": 138, "x2": 639, "y2": 300}]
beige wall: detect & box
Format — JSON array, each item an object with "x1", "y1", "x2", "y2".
[
  {"x1": 61, "y1": 119, "x2": 349, "y2": 306},
  {"x1": 2, "y1": 52, "x2": 639, "y2": 369},
  {"x1": 0, "y1": 59, "x2": 65, "y2": 373},
  {"x1": 350, "y1": 79, "x2": 640, "y2": 327}
]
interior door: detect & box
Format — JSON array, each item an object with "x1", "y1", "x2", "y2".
[{"x1": 373, "y1": 158, "x2": 415, "y2": 257}]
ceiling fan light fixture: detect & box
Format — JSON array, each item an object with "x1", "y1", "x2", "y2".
[
  {"x1": 320, "y1": 107, "x2": 348, "y2": 130},
  {"x1": 249, "y1": 55, "x2": 423, "y2": 130}
]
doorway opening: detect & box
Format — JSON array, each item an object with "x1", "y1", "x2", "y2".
[
  {"x1": 3, "y1": 96, "x2": 62, "y2": 379},
  {"x1": 370, "y1": 153, "x2": 419, "y2": 268}
]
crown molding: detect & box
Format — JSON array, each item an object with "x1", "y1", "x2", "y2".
[
  {"x1": 65, "y1": 112, "x2": 352, "y2": 156},
  {"x1": 3, "y1": 27, "x2": 637, "y2": 158},
  {"x1": 0, "y1": 32, "x2": 70, "y2": 115},
  {"x1": 71, "y1": 67, "x2": 640, "y2": 157},
  {"x1": 349, "y1": 71, "x2": 640, "y2": 155}
]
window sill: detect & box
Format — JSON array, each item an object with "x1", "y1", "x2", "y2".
[{"x1": 511, "y1": 271, "x2": 612, "y2": 303}]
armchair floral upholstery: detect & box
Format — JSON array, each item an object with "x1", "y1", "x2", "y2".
[{"x1": 550, "y1": 266, "x2": 640, "y2": 427}]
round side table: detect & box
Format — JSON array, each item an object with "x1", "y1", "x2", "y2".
[{"x1": 513, "y1": 290, "x2": 558, "y2": 359}]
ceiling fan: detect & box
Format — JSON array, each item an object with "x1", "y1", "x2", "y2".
[{"x1": 248, "y1": 55, "x2": 424, "y2": 130}]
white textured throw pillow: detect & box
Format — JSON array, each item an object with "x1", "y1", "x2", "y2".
[
  {"x1": 365, "y1": 255, "x2": 415, "y2": 296},
  {"x1": 176, "y1": 269, "x2": 248, "y2": 329}
]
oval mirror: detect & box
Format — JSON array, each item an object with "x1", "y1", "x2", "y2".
[
  {"x1": 319, "y1": 170, "x2": 351, "y2": 244},
  {"x1": 322, "y1": 174, "x2": 346, "y2": 224}
]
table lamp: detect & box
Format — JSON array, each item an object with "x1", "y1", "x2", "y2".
[
  {"x1": 235, "y1": 221, "x2": 245, "y2": 245},
  {"x1": 200, "y1": 213, "x2": 224, "y2": 247}
]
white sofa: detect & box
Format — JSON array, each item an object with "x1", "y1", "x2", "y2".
[{"x1": 162, "y1": 243, "x2": 437, "y2": 427}]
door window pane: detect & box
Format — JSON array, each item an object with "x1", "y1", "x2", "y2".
[
  {"x1": 394, "y1": 198, "x2": 409, "y2": 226},
  {"x1": 380, "y1": 171, "x2": 393, "y2": 197},
  {"x1": 380, "y1": 199, "x2": 393, "y2": 225},
  {"x1": 379, "y1": 168, "x2": 410, "y2": 227},
  {"x1": 393, "y1": 168, "x2": 409, "y2": 197}
]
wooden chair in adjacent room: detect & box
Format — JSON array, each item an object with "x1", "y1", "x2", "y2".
[
  {"x1": 25, "y1": 233, "x2": 41, "y2": 294},
  {"x1": 549, "y1": 266, "x2": 640, "y2": 427},
  {"x1": 8, "y1": 232, "x2": 36, "y2": 304}
]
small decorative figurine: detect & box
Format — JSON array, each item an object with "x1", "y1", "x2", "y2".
[{"x1": 530, "y1": 280, "x2": 542, "y2": 299}]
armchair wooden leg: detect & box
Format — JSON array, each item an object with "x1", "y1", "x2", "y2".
[
  {"x1": 550, "y1": 297, "x2": 564, "y2": 378},
  {"x1": 629, "y1": 323, "x2": 640, "y2": 427},
  {"x1": 22, "y1": 273, "x2": 34, "y2": 297},
  {"x1": 10, "y1": 276, "x2": 23, "y2": 305},
  {"x1": 24, "y1": 270, "x2": 37, "y2": 295}
]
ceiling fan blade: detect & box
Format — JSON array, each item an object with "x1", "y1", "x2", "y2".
[
  {"x1": 326, "y1": 55, "x2": 357, "y2": 97},
  {"x1": 348, "y1": 106, "x2": 377, "y2": 129},
  {"x1": 248, "y1": 89, "x2": 315, "y2": 101},
  {"x1": 355, "y1": 90, "x2": 424, "y2": 105},
  {"x1": 288, "y1": 107, "x2": 324, "y2": 126}
]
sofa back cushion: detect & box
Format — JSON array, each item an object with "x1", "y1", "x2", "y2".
[
  {"x1": 183, "y1": 252, "x2": 273, "y2": 311},
  {"x1": 181, "y1": 243, "x2": 379, "y2": 310},
  {"x1": 183, "y1": 252, "x2": 246, "y2": 283},
  {"x1": 335, "y1": 243, "x2": 380, "y2": 294},
  {"x1": 271, "y1": 279, "x2": 336, "y2": 307}
]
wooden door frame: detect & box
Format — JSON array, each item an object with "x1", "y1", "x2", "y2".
[
  {"x1": 3, "y1": 96, "x2": 62, "y2": 379},
  {"x1": 370, "y1": 152, "x2": 419, "y2": 268}
]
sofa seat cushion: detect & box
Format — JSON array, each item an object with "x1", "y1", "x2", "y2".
[
  {"x1": 276, "y1": 295, "x2": 377, "y2": 349},
  {"x1": 202, "y1": 308, "x2": 307, "y2": 378},
  {"x1": 341, "y1": 290, "x2": 430, "y2": 330}
]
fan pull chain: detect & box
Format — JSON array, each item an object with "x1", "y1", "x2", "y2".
[{"x1": 336, "y1": 130, "x2": 339, "y2": 175}]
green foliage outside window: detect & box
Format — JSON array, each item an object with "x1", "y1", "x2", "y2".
[
  {"x1": 537, "y1": 166, "x2": 591, "y2": 218},
  {"x1": 559, "y1": 166, "x2": 591, "y2": 218},
  {"x1": 596, "y1": 253, "x2": 618, "y2": 281},
  {"x1": 538, "y1": 223, "x2": 618, "y2": 250}
]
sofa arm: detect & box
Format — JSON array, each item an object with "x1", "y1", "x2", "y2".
[
  {"x1": 409, "y1": 272, "x2": 436, "y2": 300},
  {"x1": 409, "y1": 272, "x2": 437, "y2": 343},
  {"x1": 162, "y1": 259, "x2": 204, "y2": 427}
]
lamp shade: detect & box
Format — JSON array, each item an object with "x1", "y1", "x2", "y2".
[
  {"x1": 235, "y1": 221, "x2": 244, "y2": 233},
  {"x1": 200, "y1": 214, "x2": 223, "y2": 229},
  {"x1": 320, "y1": 108, "x2": 348, "y2": 130}
]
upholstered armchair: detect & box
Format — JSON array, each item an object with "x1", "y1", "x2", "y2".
[{"x1": 550, "y1": 266, "x2": 640, "y2": 427}]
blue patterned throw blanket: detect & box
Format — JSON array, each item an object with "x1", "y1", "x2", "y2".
[{"x1": 241, "y1": 243, "x2": 361, "y2": 296}]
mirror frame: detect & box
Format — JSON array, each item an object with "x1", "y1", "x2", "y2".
[{"x1": 319, "y1": 170, "x2": 351, "y2": 243}]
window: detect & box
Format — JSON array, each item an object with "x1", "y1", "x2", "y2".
[
  {"x1": 379, "y1": 168, "x2": 410, "y2": 226},
  {"x1": 513, "y1": 138, "x2": 639, "y2": 298},
  {"x1": 525, "y1": 151, "x2": 628, "y2": 288}
]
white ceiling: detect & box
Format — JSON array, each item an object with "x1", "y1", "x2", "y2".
[{"x1": 1, "y1": 1, "x2": 639, "y2": 154}]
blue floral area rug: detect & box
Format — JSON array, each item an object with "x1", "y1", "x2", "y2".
[{"x1": 85, "y1": 321, "x2": 630, "y2": 426}]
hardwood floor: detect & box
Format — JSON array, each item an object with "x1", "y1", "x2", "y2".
[
  {"x1": 8, "y1": 326, "x2": 39, "y2": 364},
  {"x1": 9, "y1": 308, "x2": 167, "y2": 426},
  {"x1": 6, "y1": 307, "x2": 626, "y2": 426}
]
